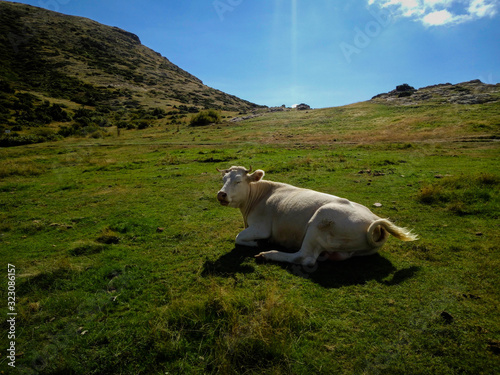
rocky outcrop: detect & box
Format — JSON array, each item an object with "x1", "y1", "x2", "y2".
[
  {"x1": 372, "y1": 84, "x2": 416, "y2": 99},
  {"x1": 296, "y1": 103, "x2": 311, "y2": 110},
  {"x1": 371, "y1": 80, "x2": 500, "y2": 105}
]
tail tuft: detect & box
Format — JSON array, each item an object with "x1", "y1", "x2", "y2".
[{"x1": 367, "y1": 219, "x2": 418, "y2": 247}]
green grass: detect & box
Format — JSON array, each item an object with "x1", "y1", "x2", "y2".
[{"x1": 0, "y1": 102, "x2": 499, "y2": 374}]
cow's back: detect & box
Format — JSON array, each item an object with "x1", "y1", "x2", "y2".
[{"x1": 263, "y1": 184, "x2": 360, "y2": 249}]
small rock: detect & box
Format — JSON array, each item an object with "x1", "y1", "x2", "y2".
[
  {"x1": 435, "y1": 174, "x2": 444, "y2": 179},
  {"x1": 373, "y1": 203, "x2": 383, "y2": 208},
  {"x1": 156, "y1": 227, "x2": 165, "y2": 233}
]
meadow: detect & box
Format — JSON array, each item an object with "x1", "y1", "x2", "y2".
[{"x1": 1, "y1": 101, "x2": 499, "y2": 374}]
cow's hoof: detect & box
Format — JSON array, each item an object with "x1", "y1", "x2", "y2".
[{"x1": 255, "y1": 252, "x2": 268, "y2": 263}]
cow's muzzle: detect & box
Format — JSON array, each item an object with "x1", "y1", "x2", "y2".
[{"x1": 217, "y1": 191, "x2": 229, "y2": 206}]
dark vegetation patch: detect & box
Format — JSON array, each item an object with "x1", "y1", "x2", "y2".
[{"x1": 189, "y1": 109, "x2": 222, "y2": 127}]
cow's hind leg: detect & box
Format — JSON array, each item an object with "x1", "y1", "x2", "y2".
[{"x1": 255, "y1": 226, "x2": 324, "y2": 267}]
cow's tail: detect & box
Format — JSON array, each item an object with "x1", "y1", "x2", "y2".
[{"x1": 367, "y1": 219, "x2": 418, "y2": 248}]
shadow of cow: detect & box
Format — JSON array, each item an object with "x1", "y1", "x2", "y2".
[{"x1": 201, "y1": 243, "x2": 419, "y2": 289}]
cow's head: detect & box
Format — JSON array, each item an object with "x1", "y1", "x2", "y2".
[{"x1": 217, "y1": 166, "x2": 265, "y2": 207}]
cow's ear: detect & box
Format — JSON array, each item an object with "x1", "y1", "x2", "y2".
[{"x1": 249, "y1": 169, "x2": 265, "y2": 182}]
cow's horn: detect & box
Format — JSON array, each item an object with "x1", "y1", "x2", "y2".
[
  {"x1": 246, "y1": 166, "x2": 253, "y2": 174},
  {"x1": 216, "y1": 168, "x2": 228, "y2": 174}
]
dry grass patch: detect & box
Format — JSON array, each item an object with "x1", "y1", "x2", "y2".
[{"x1": 0, "y1": 159, "x2": 47, "y2": 178}]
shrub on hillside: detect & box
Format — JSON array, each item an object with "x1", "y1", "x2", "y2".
[
  {"x1": 0, "y1": 80, "x2": 14, "y2": 94},
  {"x1": 0, "y1": 133, "x2": 61, "y2": 147},
  {"x1": 136, "y1": 120, "x2": 151, "y2": 130},
  {"x1": 189, "y1": 109, "x2": 221, "y2": 127}
]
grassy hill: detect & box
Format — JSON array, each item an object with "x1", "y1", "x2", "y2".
[
  {"x1": 0, "y1": 1, "x2": 263, "y2": 145},
  {"x1": 1, "y1": 117, "x2": 499, "y2": 374}
]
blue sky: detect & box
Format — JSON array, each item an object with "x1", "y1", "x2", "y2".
[{"x1": 10, "y1": 0, "x2": 500, "y2": 108}]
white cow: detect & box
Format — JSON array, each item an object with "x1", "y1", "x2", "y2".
[{"x1": 217, "y1": 166, "x2": 418, "y2": 267}]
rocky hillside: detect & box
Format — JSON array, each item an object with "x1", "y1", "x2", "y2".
[
  {"x1": 0, "y1": 1, "x2": 263, "y2": 145},
  {"x1": 371, "y1": 80, "x2": 500, "y2": 105}
]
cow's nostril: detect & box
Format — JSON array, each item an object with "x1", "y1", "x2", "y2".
[{"x1": 217, "y1": 191, "x2": 227, "y2": 200}]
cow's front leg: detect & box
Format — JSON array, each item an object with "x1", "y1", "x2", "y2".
[
  {"x1": 255, "y1": 249, "x2": 320, "y2": 267},
  {"x1": 235, "y1": 225, "x2": 270, "y2": 247}
]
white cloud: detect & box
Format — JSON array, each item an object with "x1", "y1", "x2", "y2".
[
  {"x1": 422, "y1": 9, "x2": 454, "y2": 25},
  {"x1": 469, "y1": 0, "x2": 498, "y2": 17},
  {"x1": 368, "y1": 0, "x2": 499, "y2": 26}
]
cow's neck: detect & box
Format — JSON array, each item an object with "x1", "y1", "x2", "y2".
[{"x1": 239, "y1": 180, "x2": 275, "y2": 228}]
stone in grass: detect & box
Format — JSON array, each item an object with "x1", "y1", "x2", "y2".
[{"x1": 373, "y1": 203, "x2": 383, "y2": 208}]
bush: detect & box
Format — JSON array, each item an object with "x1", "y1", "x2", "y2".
[
  {"x1": 189, "y1": 109, "x2": 221, "y2": 127},
  {"x1": 116, "y1": 121, "x2": 129, "y2": 129},
  {"x1": 151, "y1": 107, "x2": 166, "y2": 119},
  {"x1": 89, "y1": 130, "x2": 106, "y2": 139},
  {"x1": 0, "y1": 133, "x2": 60, "y2": 147},
  {"x1": 136, "y1": 121, "x2": 150, "y2": 130},
  {"x1": 0, "y1": 80, "x2": 14, "y2": 94}
]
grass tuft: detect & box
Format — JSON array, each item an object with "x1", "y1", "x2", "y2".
[
  {"x1": 417, "y1": 174, "x2": 499, "y2": 216},
  {"x1": 69, "y1": 240, "x2": 108, "y2": 256},
  {"x1": 96, "y1": 227, "x2": 120, "y2": 244},
  {"x1": 151, "y1": 284, "x2": 307, "y2": 374}
]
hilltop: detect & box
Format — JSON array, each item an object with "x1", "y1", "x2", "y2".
[{"x1": 0, "y1": 1, "x2": 263, "y2": 145}]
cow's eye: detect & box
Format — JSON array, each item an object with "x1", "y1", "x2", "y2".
[{"x1": 235, "y1": 181, "x2": 241, "y2": 184}]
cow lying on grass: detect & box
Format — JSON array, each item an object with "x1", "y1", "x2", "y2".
[{"x1": 217, "y1": 166, "x2": 418, "y2": 267}]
